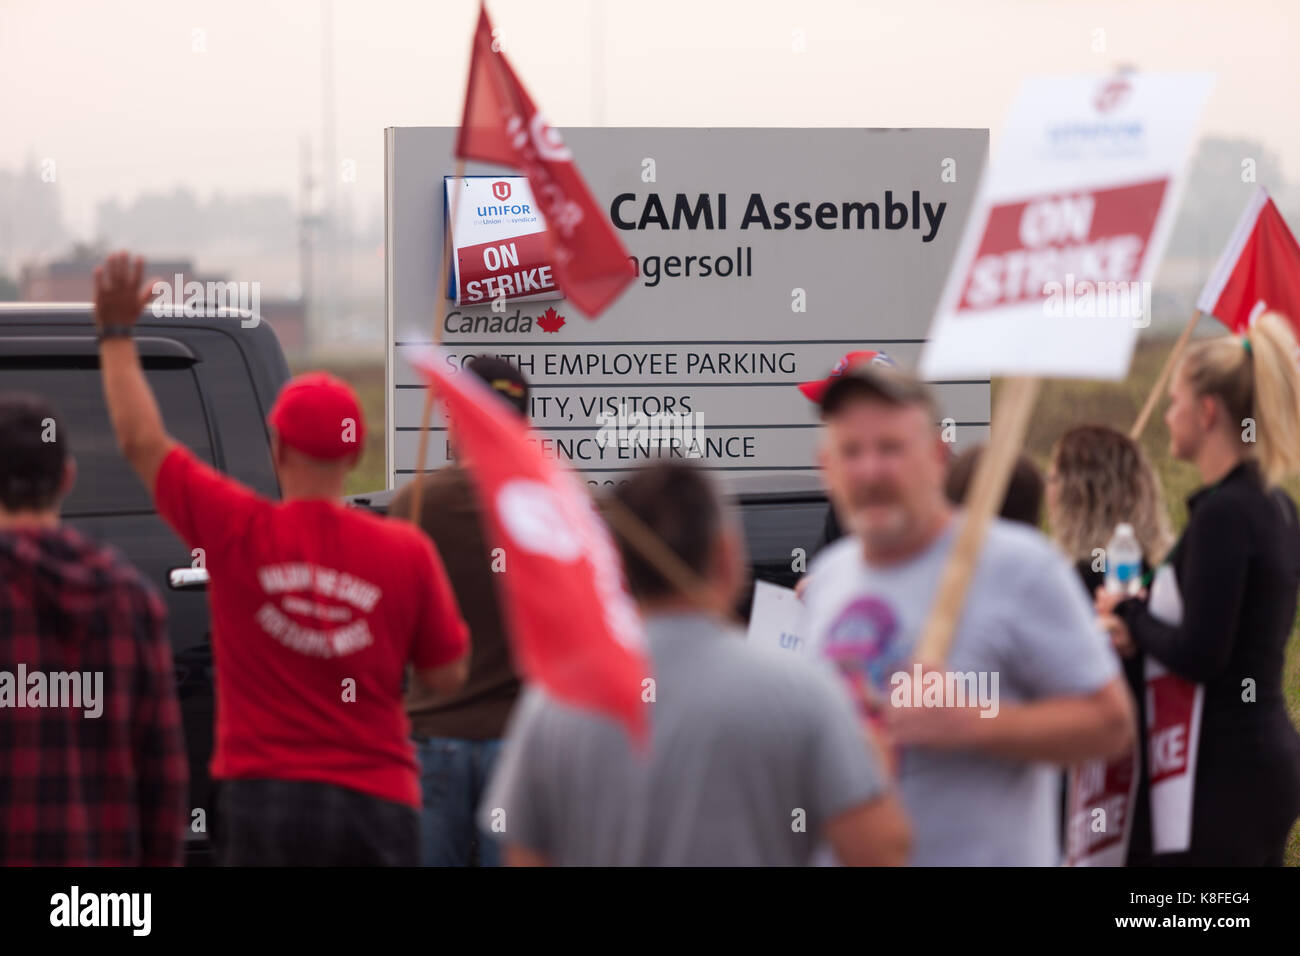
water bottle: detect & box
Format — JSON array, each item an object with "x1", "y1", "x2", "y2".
[{"x1": 1105, "y1": 523, "x2": 1143, "y2": 597}]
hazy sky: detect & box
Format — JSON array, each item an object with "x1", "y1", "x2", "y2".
[{"x1": 3, "y1": 0, "x2": 1298, "y2": 236}]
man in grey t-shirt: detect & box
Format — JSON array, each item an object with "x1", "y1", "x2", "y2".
[
  {"x1": 801, "y1": 362, "x2": 1135, "y2": 865},
  {"x1": 480, "y1": 463, "x2": 911, "y2": 866}
]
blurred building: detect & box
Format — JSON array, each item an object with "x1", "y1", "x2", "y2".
[
  {"x1": 18, "y1": 249, "x2": 307, "y2": 360},
  {"x1": 258, "y1": 299, "x2": 307, "y2": 357},
  {"x1": 21, "y1": 253, "x2": 198, "y2": 302}
]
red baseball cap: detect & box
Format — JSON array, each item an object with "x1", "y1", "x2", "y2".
[
  {"x1": 797, "y1": 350, "x2": 898, "y2": 403},
  {"x1": 267, "y1": 372, "x2": 366, "y2": 461}
]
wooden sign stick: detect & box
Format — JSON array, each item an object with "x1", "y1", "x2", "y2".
[
  {"x1": 599, "y1": 495, "x2": 739, "y2": 623},
  {"x1": 913, "y1": 375, "x2": 1043, "y2": 665},
  {"x1": 406, "y1": 160, "x2": 467, "y2": 521},
  {"x1": 1130, "y1": 309, "x2": 1200, "y2": 440}
]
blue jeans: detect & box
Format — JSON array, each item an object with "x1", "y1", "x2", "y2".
[{"x1": 412, "y1": 736, "x2": 503, "y2": 867}]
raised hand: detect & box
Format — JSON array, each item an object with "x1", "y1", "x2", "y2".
[{"x1": 93, "y1": 251, "x2": 159, "y2": 330}]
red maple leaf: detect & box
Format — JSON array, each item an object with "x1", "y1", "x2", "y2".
[{"x1": 538, "y1": 307, "x2": 566, "y2": 333}]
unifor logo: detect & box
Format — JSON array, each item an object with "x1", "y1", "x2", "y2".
[{"x1": 492, "y1": 180, "x2": 512, "y2": 201}]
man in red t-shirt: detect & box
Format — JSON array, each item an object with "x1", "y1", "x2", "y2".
[{"x1": 93, "y1": 251, "x2": 469, "y2": 865}]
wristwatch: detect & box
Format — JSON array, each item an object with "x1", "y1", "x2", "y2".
[{"x1": 97, "y1": 324, "x2": 134, "y2": 341}]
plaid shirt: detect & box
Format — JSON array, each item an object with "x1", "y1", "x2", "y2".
[{"x1": 0, "y1": 525, "x2": 188, "y2": 865}]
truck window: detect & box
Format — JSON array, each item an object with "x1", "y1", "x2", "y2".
[{"x1": 2, "y1": 365, "x2": 214, "y2": 517}]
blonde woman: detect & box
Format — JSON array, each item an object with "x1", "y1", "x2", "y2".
[
  {"x1": 1097, "y1": 312, "x2": 1300, "y2": 865},
  {"x1": 1048, "y1": 425, "x2": 1173, "y2": 581},
  {"x1": 1047, "y1": 425, "x2": 1172, "y2": 865}
]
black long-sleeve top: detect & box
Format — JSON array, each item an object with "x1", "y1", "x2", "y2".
[
  {"x1": 1115, "y1": 460, "x2": 1300, "y2": 862},
  {"x1": 1117, "y1": 462, "x2": 1300, "y2": 720}
]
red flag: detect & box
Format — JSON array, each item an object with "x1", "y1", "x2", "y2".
[
  {"x1": 410, "y1": 349, "x2": 649, "y2": 739},
  {"x1": 455, "y1": 2, "x2": 636, "y2": 317},
  {"x1": 1197, "y1": 186, "x2": 1300, "y2": 336}
]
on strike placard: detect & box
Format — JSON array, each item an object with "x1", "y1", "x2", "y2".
[
  {"x1": 447, "y1": 175, "x2": 562, "y2": 307},
  {"x1": 921, "y1": 72, "x2": 1213, "y2": 381}
]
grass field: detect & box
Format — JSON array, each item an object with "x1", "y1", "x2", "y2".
[{"x1": 307, "y1": 339, "x2": 1300, "y2": 864}]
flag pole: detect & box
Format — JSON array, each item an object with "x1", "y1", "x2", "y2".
[
  {"x1": 1130, "y1": 309, "x2": 1200, "y2": 440},
  {"x1": 913, "y1": 376, "x2": 1043, "y2": 665},
  {"x1": 407, "y1": 159, "x2": 467, "y2": 521},
  {"x1": 599, "y1": 495, "x2": 740, "y2": 623}
]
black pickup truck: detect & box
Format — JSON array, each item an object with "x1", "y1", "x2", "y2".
[
  {"x1": 344, "y1": 476, "x2": 833, "y2": 619},
  {"x1": 2, "y1": 302, "x2": 833, "y2": 863},
  {"x1": 0, "y1": 303, "x2": 290, "y2": 863}
]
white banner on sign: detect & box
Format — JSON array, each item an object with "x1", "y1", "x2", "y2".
[
  {"x1": 447, "y1": 175, "x2": 563, "y2": 308},
  {"x1": 921, "y1": 72, "x2": 1213, "y2": 381},
  {"x1": 746, "y1": 580, "x2": 806, "y2": 655}
]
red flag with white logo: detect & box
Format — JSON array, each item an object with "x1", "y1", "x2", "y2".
[
  {"x1": 455, "y1": 2, "x2": 636, "y2": 317},
  {"x1": 1197, "y1": 187, "x2": 1300, "y2": 336},
  {"x1": 410, "y1": 349, "x2": 649, "y2": 739}
]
